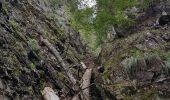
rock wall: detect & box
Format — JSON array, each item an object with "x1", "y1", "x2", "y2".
[
  {"x1": 0, "y1": 0, "x2": 88, "y2": 99},
  {"x1": 98, "y1": 0, "x2": 170, "y2": 99}
]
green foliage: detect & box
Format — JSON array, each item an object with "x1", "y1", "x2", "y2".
[
  {"x1": 29, "y1": 63, "x2": 36, "y2": 70},
  {"x1": 9, "y1": 20, "x2": 27, "y2": 41},
  {"x1": 124, "y1": 57, "x2": 138, "y2": 79},
  {"x1": 95, "y1": 0, "x2": 138, "y2": 37},
  {"x1": 73, "y1": 7, "x2": 94, "y2": 31},
  {"x1": 51, "y1": 0, "x2": 153, "y2": 49},
  {"x1": 28, "y1": 39, "x2": 40, "y2": 51},
  {"x1": 9, "y1": 20, "x2": 21, "y2": 31},
  {"x1": 69, "y1": 0, "x2": 139, "y2": 49}
]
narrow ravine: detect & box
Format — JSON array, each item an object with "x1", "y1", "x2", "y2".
[{"x1": 0, "y1": 0, "x2": 170, "y2": 100}]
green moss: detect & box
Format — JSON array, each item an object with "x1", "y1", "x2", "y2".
[
  {"x1": 28, "y1": 86, "x2": 34, "y2": 95},
  {"x1": 2, "y1": 6, "x2": 8, "y2": 15},
  {"x1": 57, "y1": 72, "x2": 66, "y2": 80},
  {"x1": 5, "y1": 52, "x2": 22, "y2": 76},
  {"x1": 9, "y1": 20, "x2": 26, "y2": 41},
  {"x1": 13, "y1": 42, "x2": 27, "y2": 55},
  {"x1": 139, "y1": 89, "x2": 158, "y2": 100},
  {"x1": 9, "y1": 20, "x2": 17, "y2": 28},
  {"x1": 9, "y1": 20, "x2": 21, "y2": 31},
  {"x1": 43, "y1": 31, "x2": 50, "y2": 38},
  {"x1": 42, "y1": 28, "x2": 64, "y2": 43},
  {"x1": 29, "y1": 63, "x2": 36, "y2": 70},
  {"x1": 28, "y1": 39, "x2": 40, "y2": 51},
  {"x1": 39, "y1": 79, "x2": 47, "y2": 90},
  {"x1": 47, "y1": 21, "x2": 64, "y2": 37}
]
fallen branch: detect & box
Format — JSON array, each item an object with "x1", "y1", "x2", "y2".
[
  {"x1": 80, "y1": 68, "x2": 92, "y2": 100},
  {"x1": 80, "y1": 61, "x2": 87, "y2": 69},
  {"x1": 72, "y1": 60, "x2": 92, "y2": 100},
  {"x1": 42, "y1": 87, "x2": 60, "y2": 100},
  {"x1": 72, "y1": 82, "x2": 95, "y2": 100},
  {"x1": 41, "y1": 37, "x2": 93, "y2": 100},
  {"x1": 40, "y1": 36, "x2": 77, "y2": 85}
]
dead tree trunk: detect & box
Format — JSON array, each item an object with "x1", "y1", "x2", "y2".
[
  {"x1": 40, "y1": 37, "x2": 93, "y2": 99},
  {"x1": 80, "y1": 68, "x2": 92, "y2": 100},
  {"x1": 72, "y1": 60, "x2": 92, "y2": 100},
  {"x1": 40, "y1": 36, "x2": 77, "y2": 85},
  {"x1": 72, "y1": 68, "x2": 92, "y2": 100}
]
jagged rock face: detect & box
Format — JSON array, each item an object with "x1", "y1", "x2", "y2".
[
  {"x1": 115, "y1": 0, "x2": 170, "y2": 38},
  {"x1": 0, "y1": 0, "x2": 87, "y2": 99},
  {"x1": 98, "y1": 0, "x2": 170, "y2": 99},
  {"x1": 99, "y1": 28, "x2": 170, "y2": 99}
]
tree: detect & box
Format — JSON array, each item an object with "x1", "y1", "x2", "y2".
[{"x1": 51, "y1": 0, "x2": 152, "y2": 49}]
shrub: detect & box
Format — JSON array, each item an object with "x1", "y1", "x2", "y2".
[{"x1": 124, "y1": 57, "x2": 138, "y2": 79}]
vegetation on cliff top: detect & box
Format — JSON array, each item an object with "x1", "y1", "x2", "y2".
[{"x1": 66, "y1": 0, "x2": 152, "y2": 49}]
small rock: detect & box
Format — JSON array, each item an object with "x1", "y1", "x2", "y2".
[
  {"x1": 146, "y1": 55, "x2": 163, "y2": 73},
  {"x1": 11, "y1": 76, "x2": 19, "y2": 86},
  {"x1": 146, "y1": 38, "x2": 159, "y2": 49},
  {"x1": 19, "y1": 74, "x2": 32, "y2": 86},
  {"x1": 97, "y1": 66, "x2": 105, "y2": 73},
  {"x1": 136, "y1": 71, "x2": 154, "y2": 82},
  {"x1": 158, "y1": 12, "x2": 170, "y2": 26},
  {"x1": 36, "y1": 60, "x2": 45, "y2": 70},
  {"x1": 146, "y1": 32, "x2": 152, "y2": 36},
  {"x1": 135, "y1": 44, "x2": 147, "y2": 51},
  {"x1": 130, "y1": 7, "x2": 139, "y2": 14},
  {"x1": 27, "y1": 51, "x2": 39, "y2": 61},
  {"x1": 0, "y1": 95, "x2": 8, "y2": 100},
  {"x1": 0, "y1": 79, "x2": 6, "y2": 90},
  {"x1": 162, "y1": 33, "x2": 170, "y2": 42},
  {"x1": 10, "y1": 0, "x2": 18, "y2": 6},
  {"x1": 31, "y1": 70, "x2": 40, "y2": 78}
]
